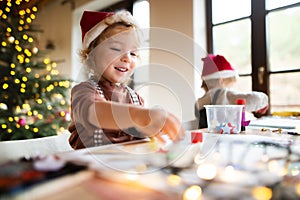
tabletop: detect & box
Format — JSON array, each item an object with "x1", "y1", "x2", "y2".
[{"x1": 2, "y1": 117, "x2": 300, "y2": 200}]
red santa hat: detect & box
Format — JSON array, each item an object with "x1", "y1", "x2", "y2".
[
  {"x1": 201, "y1": 54, "x2": 238, "y2": 80},
  {"x1": 80, "y1": 10, "x2": 137, "y2": 49}
]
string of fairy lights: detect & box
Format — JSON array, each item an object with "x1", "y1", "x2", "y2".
[{"x1": 0, "y1": 0, "x2": 71, "y2": 139}]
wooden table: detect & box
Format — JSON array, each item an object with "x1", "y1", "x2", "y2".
[{"x1": 7, "y1": 117, "x2": 300, "y2": 199}]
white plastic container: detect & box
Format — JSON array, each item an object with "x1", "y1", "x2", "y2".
[{"x1": 204, "y1": 105, "x2": 243, "y2": 134}]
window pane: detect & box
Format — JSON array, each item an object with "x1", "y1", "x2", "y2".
[
  {"x1": 270, "y1": 73, "x2": 300, "y2": 112},
  {"x1": 133, "y1": 0, "x2": 149, "y2": 28},
  {"x1": 267, "y1": 6, "x2": 300, "y2": 71},
  {"x1": 213, "y1": 19, "x2": 251, "y2": 74},
  {"x1": 212, "y1": 0, "x2": 251, "y2": 24},
  {"x1": 266, "y1": 0, "x2": 300, "y2": 10}
]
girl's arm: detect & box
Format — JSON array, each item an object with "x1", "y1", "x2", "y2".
[{"x1": 88, "y1": 100, "x2": 185, "y2": 142}]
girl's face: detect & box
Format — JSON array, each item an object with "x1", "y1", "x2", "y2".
[{"x1": 91, "y1": 28, "x2": 140, "y2": 84}]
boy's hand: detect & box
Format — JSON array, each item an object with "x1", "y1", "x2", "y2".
[{"x1": 255, "y1": 105, "x2": 269, "y2": 114}]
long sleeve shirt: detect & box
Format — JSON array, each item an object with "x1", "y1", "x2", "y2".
[{"x1": 68, "y1": 79, "x2": 144, "y2": 149}]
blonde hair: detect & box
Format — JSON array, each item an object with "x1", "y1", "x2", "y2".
[
  {"x1": 202, "y1": 76, "x2": 237, "y2": 92},
  {"x1": 80, "y1": 10, "x2": 141, "y2": 62}
]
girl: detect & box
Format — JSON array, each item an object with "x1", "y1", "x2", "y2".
[
  {"x1": 68, "y1": 10, "x2": 185, "y2": 149},
  {"x1": 195, "y1": 54, "x2": 269, "y2": 129}
]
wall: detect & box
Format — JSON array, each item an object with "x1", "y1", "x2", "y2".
[
  {"x1": 34, "y1": 0, "x2": 72, "y2": 77},
  {"x1": 147, "y1": 0, "x2": 206, "y2": 122}
]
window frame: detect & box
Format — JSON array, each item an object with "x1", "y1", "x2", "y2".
[{"x1": 206, "y1": 0, "x2": 300, "y2": 113}]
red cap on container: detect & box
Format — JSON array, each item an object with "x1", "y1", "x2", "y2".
[
  {"x1": 191, "y1": 131, "x2": 203, "y2": 143},
  {"x1": 236, "y1": 98, "x2": 246, "y2": 105}
]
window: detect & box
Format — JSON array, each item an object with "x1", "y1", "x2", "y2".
[{"x1": 207, "y1": 0, "x2": 300, "y2": 113}]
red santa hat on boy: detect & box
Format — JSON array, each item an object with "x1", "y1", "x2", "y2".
[
  {"x1": 80, "y1": 10, "x2": 137, "y2": 49},
  {"x1": 201, "y1": 54, "x2": 238, "y2": 80}
]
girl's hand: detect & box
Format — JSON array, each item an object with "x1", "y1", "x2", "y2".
[{"x1": 133, "y1": 107, "x2": 185, "y2": 143}]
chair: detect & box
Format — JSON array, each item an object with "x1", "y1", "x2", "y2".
[{"x1": 0, "y1": 131, "x2": 73, "y2": 163}]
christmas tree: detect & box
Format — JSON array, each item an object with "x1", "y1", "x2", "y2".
[{"x1": 0, "y1": 0, "x2": 71, "y2": 141}]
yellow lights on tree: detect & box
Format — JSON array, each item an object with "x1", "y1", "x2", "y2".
[
  {"x1": 27, "y1": 111, "x2": 32, "y2": 116},
  {"x1": 59, "y1": 111, "x2": 66, "y2": 117},
  {"x1": 15, "y1": 106, "x2": 21, "y2": 113},
  {"x1": 2, "y1": 83, "x2": 9, "y2": 90},
  {"x1": 0, "y1": 103, "x2": 8, "y2": 110},
  {"x1": 1, "y1": 124, "x2": 7, "y2": 129},
  {"x1": 25, "y1": 67, "x2": 31, "y2": 73},
  {"x1": 23, "y1": 34, "x2": 28, "y2": 40},
  {"x1": 59, "y1": 80, "x2": 70, "y2": 88},
  {"x1": 51, "y1": 69, "x2": 59, "y2": 75},
  {"x1": 14, "y1": 79, "x2": 20, "y2": 84},
  {"x1": 26, "y1": 17, "x2": 32, "y2": 23},
  {"x1": 2, "y1": 14, "x2": 7, "y2": 19},
  {"x1": 46, "y1": 84, "x2": 54, "y2": 92},
  {"x1": 7, "y1": 36, "x2": 15, "y2": 43},
  {"x1": 60, "y1": 99, "x2": 66, "y2": 105},
  {"x1": 15, "y1": 45, "x2": 22, "y2": 52},
  {"x1": 32, "y1": 47, "x2": 38, "y2": 54},
  {"x1": 36, "y1": 99, "x2": 43, "y2": 104},
  {"x1": 44, "y1": 58, "x2": 51, "y2": 64},
  {"x1": 17, "y1": 54, "x2": 24, "y2": 63},
  {"x1": 1, "y1": 0, "x2": 71, "y2": 140},
  {"x1": 30, "y1": 14, "x2": 35, "y2": 19},
  {"x1": 52, "y1": 124, "x2": 57, "y2": 129},
  {"x1": 37, "y1": 114, "x2": 43, "y2": 119},
  {"x1": 22, "y1": 103, "x2": 30, "y2": 110},
  {"x1": 24, "y1": 48, "x2": 32, "y2": 56},
  {"x1": 22, "y1": 77, "x2": 28, "y2": 82},
  {"x1": 33, "y1": 127, "x2": 39, "y2": 133},
  {"x1": 32, "y1": 6, "x2": 38, "y2": 12},
  {"x1": 47, "y1": 105, "x2": 52, "y2": 110},
  {"x1": 46, "y1": 65, "x2": 52, "y2": 71},
  {"x1": 19, "y1": 10, "x2": 26, "y2": 16},
  {"x1": 20, "y1": 83, "x2": 26, "y2": 89},
  {"x1": 46, "y1": 75, "x2": 51, "y2": 80}
]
